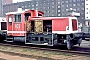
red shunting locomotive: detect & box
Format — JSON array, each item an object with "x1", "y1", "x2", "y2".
[{"x1": 5, "y1": 8, "x2": 83, "y2": 49}]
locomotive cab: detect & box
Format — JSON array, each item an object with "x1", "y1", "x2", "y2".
[{"x1": 6, "y1": 8, "x2": 44, "y2": 42}]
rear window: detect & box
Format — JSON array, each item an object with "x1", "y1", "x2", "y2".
[
  {"x1": 1, "y1": 22, "x2": 7, "y2": 30},
  {"x1": 72, "y1": 19, "x2": 77, "y2": 31}
]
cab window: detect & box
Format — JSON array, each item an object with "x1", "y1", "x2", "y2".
[
  {"x1": 72, "y1": 19, "x2": 77, "y2": 31},
  {"x1": 15, "y1": 14, "x2": 21, "y2": 22},
  {"x1": 9, "y1": 16, "x2": 12, "y2": 25}
]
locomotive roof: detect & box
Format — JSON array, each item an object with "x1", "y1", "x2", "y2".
[
  {"x1": 6, "y1": 10, "x2": 25, "y2": 15},
  {"x1": 6, "y1": 8, "x2": 44, "y2": 15}
]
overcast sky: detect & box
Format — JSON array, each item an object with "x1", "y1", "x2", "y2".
[{"x1": 13, "y1": 0, "x2": 30, "y2": 3}]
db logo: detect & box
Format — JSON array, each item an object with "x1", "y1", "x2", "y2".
[{"x1": 15, "y1": 24, "x2": 20, "y2": 28}]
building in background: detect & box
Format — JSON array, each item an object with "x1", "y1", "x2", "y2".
[
  {"x1": 2, "y1": 0, "x2": 12, "y2": 5},
  {"x1": 0, "y1": 0, "x2": 3, "y2": 17},
  {"x1": 0, "y1": 0, "x2": 12, "y2": 17},
  {"x1": 3, "y1": 0, "x2": 85, "y2": 24},
  {"x1": 0, "y1": 0, "x2": 2, "y2": 16},
  {"x1": 85, "y1": 0, "x2": 90, "y2": 26},
  {"x1": 61, "y1": 0, "x2": 85, "y2": 24}
]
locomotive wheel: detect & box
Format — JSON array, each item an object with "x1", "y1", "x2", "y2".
[
  {"x1": 67, "y1": 40, "x2": 71, "y2": 49},
  {"x1": 66, "y1": 35, "x2": 73, "y2": 49},
  {"x1": 67, "y1": 40, "x2": 73, "y2": 49}
]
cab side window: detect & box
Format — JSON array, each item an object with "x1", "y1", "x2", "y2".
[
  {"x1": 15, "y1": 14, "x2": 21, "y2": 22},
  {"x1": 9, "y1": 16, "x2": 12, "y2": 25}
]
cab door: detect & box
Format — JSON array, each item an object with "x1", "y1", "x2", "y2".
[{"x1": 7, "y1": 15, "x2": 13, "y2": 35}]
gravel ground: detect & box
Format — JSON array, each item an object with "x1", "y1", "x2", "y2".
[
  {"x1": 0, "y1": 52, "x2": 36, "y2": 60},
  {"x1": 75, "y1": 40, "x2": 90, "y2": 48},
  {"x1": 0, "y1": 45, "x2": 90, "y2": 60}
]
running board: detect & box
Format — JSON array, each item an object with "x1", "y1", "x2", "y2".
[
  {"x1": 6, "y1": 38, "x2": 13, "y2": 39},
  {"x1": 25, "y1": 43, "x2": 53, "y2": 46},
  {"x1": 4, "y1": 40, "x2": 13, "y2": 42}
]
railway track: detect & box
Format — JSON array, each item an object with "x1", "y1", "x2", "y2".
[{"x1": 0, "y1": 42, "x2": 90, "y2": 56}]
